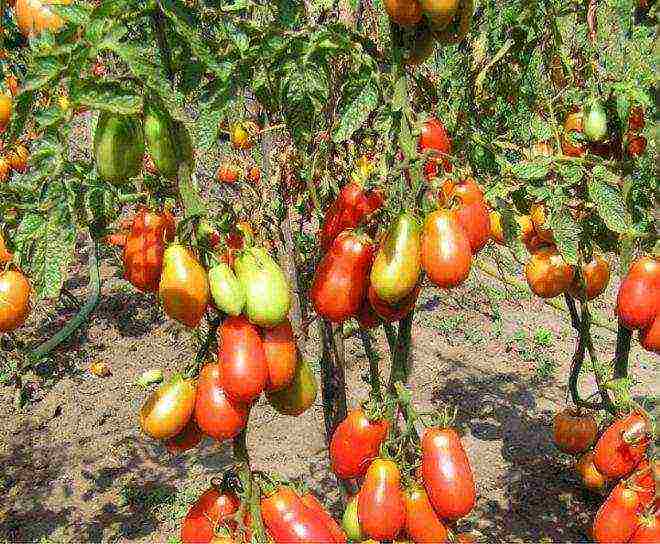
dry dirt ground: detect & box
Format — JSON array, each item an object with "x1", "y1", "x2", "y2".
[{"x1": 0, "y1": 239, "x2": 655, "y2": 544}]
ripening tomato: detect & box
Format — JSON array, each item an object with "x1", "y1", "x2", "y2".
[
  {"x1": 575, "y1": 451, "x2": 608, "y2": 492},
  {"x1": 342, "y1": 495, "x2": 363, "y2": 541},
  {"x1": 490, "y1": 212, "x2": 535, "y2": 246},
  {"x1": 181, "y1": 485, "x2": 240, "y2": 544},
  {"x1": 91, "y1": 61, "x2": 106, "y2": 78},
  {"x1": 568, "y1": 255, "x2": 610, "y2": 301},
  {"x1": 230, "y1": 121, "x2": 258, "y2": 150},
  {"x1": 165, "y1": 418, "x2": 204, "y2": 454},
  {"x1": 368, "y1": 283, "x2": 420, "y2": 323},
  {"x1": 639, "y1": 316, "x2": 660, "y2": 353},
  {"x1": 593, "y1": 412, "x2": 649, "y2": 479},
  {"x1": 525, "y1": 247, "x2": 574, "y2": 299},
  {"x1": 421, "y1": 210, "x2": 472, "y2": 289},
  {"x1": 262, "y1": 318, "x2": 297, "y2": 392},
  {"x1": 451, "y1": 199, "x2": 491, "y2": 254},
  {"x1": 419, "y1": 117, "x2": 452, "y2": 172},
  {"x1": 266, "y1": 355, "x2": 317, "y2": 416},
  {"x1": 616, "y1": 256, "x2": 660, "y2": 331},
  {"x1": 8, "y1": 144, "x2": 29, "y2": 173},
  {"x1": 383, "y1": 0, "x2": 422, "y2": 26},
  {"x1": 330, "y1": 408, "x2": 390, "y2": 479},
  {"x1": 123, "y1": 207, "x2": 175, "y2": 293},
  {"x1": 0, "y1": 156, "x2": 10, "y2": 182},
  {"x1": 261, "y1": 486, "x2": 337, "y2": 544},
  {"x1": 139, "y1": 374, "x2": 196, "y2": 440},
  {"x1": 194, "y1": 363, "x2": 249, "y2": 441},
  {"x1": 218, "y1": 315, "x2": 268, "y2": 405},
  {"x1": 552, "y1": 408, "x2": 598, "y2": 455},
  {"x1": 248, "y1": 166, "x2": 261, "y2": 183},
  {"x1": 419, "y1": 0, "x2": 459, "y2": 28},
  {"x1": 627, "y1": 134, "x2": 647, "y2": 157},
  {"x1": 561, "y1": 112, "x2": 585, "y2": 157},
  {"x1": 15, "y1": 0, "x2": 70, "y2": 37},
  {"x1": 592, "y1": 483, "x2": 640, "y2": 543},
  {"x1": 0, "y1": 232, "x2": 13, "y2": 263},
  {"x1": 311, "y1": 231, "x2": 374, "y2": 323},
  {"x1": 0, "y1": 93, "x2": 12, "y2": 129},
  {"x1": 217, "y1": 163, "x2": 239, "y2": 184},
  {"x1": 442, "y1": 177, "x2": 483, "y2": 205},
  {"x1": 0, "y1": 269, "x2": 31, "y2": 332},
  {"x1": 421, "y1": 427, "x2": 475, "y2": 520},
  {"x1": 300, "y1": 492, "x2": 347, "y2": 543},
  {"x1": 358, "y1": 459, "x2": 406, "y2": 541},
  {"x1": 529, "y1": 203, "x2": 554, "y2": 244},
  {"x1": 403, "y1": 484, "x2": 449, "y2": 543},
  {"x1": 628, "y1": 107, "x2": 645, "y2": 131},
  {"x1": 5, "y1": 74, "x2": 19, "y2": 97},
  {"x1": 630, "y1": 515, "x2": 660, "y2": 544}
]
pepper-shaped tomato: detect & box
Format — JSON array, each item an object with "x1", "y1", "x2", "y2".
[
  {"x1": 330, "y1": 408, "x2": 390, "y2": 479},
  {"x1": 358, "y1": 458, "x2": 406, "y2": 541},
  {"x1": 262, "y1": 318, "x2": 297, "y2": 392},
  {"x1": 592, "y1": 483, "x2": 640, "y2": 543},
  {"x1": 123, "y1": 207, "x2": 175, "y2": 293},
  {"x1": 194, "y1": 363, "x2": 248, "y2": 441},
  {"x1": 368, "y1": 283, "x2": 420, "y2": 323},
  {"x1": 630, "y1": 458, "x2": 656, "y2": 507},
  {"x1": 421, "y1": 209, "x2": 472, "y2": 289},
  {"x1": 421, "y1": 427, "x2": 476, "y2": 520},
  {"x1": 181, "y1": 485, "x2": 240, "y2": 544},
  {"x1": 218, "y1": 316, "x2": 268, "y2": 405},
  {"x1": 403, "y1": 483, "x2": 449, "y2": 543},
  {"x1": 139, "y1": 374, "x2": 196, "y2": 440},
  {"x1": 311, "y1": 231, "x2": 374, "y2": 323},
  {"x1": 593, "y1": 412, "x2": 649, "y2": 479},
  {"x1": 616, "y1": 256, "x2": 660, "y2": 331},
  {"x1": 630, "y1": 514, "x2": 660, "y2": 543},
  {"x1": 300, "y1": 492, "x2": 347, "y2": 543},
  {"x1": 261, "y1": 486, "x2": 337, "y2": 544}
]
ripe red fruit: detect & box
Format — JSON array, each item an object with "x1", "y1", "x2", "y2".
[
  {"x1": 593, "y1": 412, "x2": 649, "y2": 479},
  {"x1": 358, "y1": 459, "x2": 406, "y2": 541},
  {"x1": 616, "y1": 256, "x2": 660, "y2": 330},
  {"x1": 180, "y1": 485, "x2": 240, "y2": 544},
  {"x1": 592, "y1": 483, "x2": 640, "y2": 543}
]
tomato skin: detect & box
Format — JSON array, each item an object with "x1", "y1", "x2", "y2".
[
  {"x1": 403, "y1": 484, "x2": 449, "y2": 543},
  {"x1": 0, "y1": 94, "x2": 12, "y2": 129},
  {"x1": 593, "y1": 413, "x2": 649, "y2": 479},
  {"x1": 262, "y1": 318, "x2": 297, "y2": 392},
  {"x1": 311, "y1": 231, "x2": 374, "y2": 323},
  {"x1": 0, "y1": 270, "x2": 31, "y2": 332},
  {"x1": 358, "y1": 459, "x2": 406, "y2": 541},
  {"x1": 0, "y1": 233, "x2": 13, "y2": 262},
  {"x1": 630, "y1": 515, "x2": 660, "y2": 543},
  {"x1": 561, "y1": 112, "x2": 585, "y2": 157},
  {"x1": 442, "y1": 178, "x2": 483, "y2": 205},
  {"x1": 300, "y1": 492, "x2": 347, "y2": 543},
  {"x1": 342, "y1": 496, "x2": 363, "y2": 541},
  {"x1": 552, "y1": 409, "x2": 598, "y2": 455},
  {"x1": 631, "y1": 458, "x2": 656, "y2": 507},
  {"x1": 368, "y1": 283, "x2": 420, "y2": 323},
  {"x1": 194, "y1": 363, "x2": 248, "y2": 441},
  {"x1": 568, "y1": 255, "x2": 610, "y2": 301},
  {"x1": 419, "y1": 117, "x2": 452, "y2": 173},
  {"x1": 217, "y1": 164, "x2": 239, "y2": 184},
  {"x1": 616, "y1": 256, "x2": 660, "y2": 331},
  {"x1": 218, "y1": 316, "x2": 268, "y2": 405},
  {"x1": 525, "y1": 247, "x2": 574, "y2": 299},
  {"x1": 592, "y1": 483, "x2": 640, "y2": 543},
  {"x1": 139, "y1": 375, "x2": 196, "y2": 440},
  {"x1": 261, "y1": 486, "x2": 337, "y2": 544},
  {"x1": 420, "y1": 209, "x2": 472, "y2": 289},
  {"x1": 123, "y1": 207, "x2": 175, "y2": 293},
  {"x1": 639, "y1": 316, "x2": 660, "y2": 353},
  {"x1": 627, "y1": 134, "x2": 647, "y2": 157},
  {"x1": 181, "y1": 486, "x2": 240, "y2": 544},
  {"x1": 15, "y1": 0, "x2": 70, "y2": 37},
  {"x1": 165, "y1": 418, "x2": 204, "y2": 454},
  {"x1": 266, "y1": 356, "x2": 317, "y2": 416},
  {"x1": 421, "y1": 427, "x2": 476, "y2": 520},
  {"x1": 451, "y1": 199, "x2": 491, "y2": 254},
  {"x1": 383, "y1": 0, "x2": 422, "y2": 26},
  {"x1": 575, "y1": 451, "x2": 608, "y2": 492}
]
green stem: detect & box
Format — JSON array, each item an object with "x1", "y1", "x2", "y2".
[
  {"x1": 117, "y1": 192, "x2": 148, "y2": 205},
  {"x1": 150, "y1": 7, "x2": 174, "y2": 82},
  {"x1": 613, "y1": 321, "x2": 631, "y2": 380},
  {"x1": 30, "y1": 239, "x2": 101, "y2": 361},
  {"x1": 318, "y1": 320, "x2": 348, "y2": 442},
  {"x1": 233, "y1": 429, "x2": 268, "y2": 543},
  {"x1": 358, "y1": 329, "x2": 382, "y2": 403},
  {"x1": 383, "y1": 323, "x2": 398, "y2": 357},
  {"x1": 388, "y1": 311, "x2": 414, "y2": 394}
]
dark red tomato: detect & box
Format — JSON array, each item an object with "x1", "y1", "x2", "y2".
[
  {"x1": 552, "y1": 408, "x2": 598, "y2": 455},
  {"x1": 627, "y1": 134, "x2": 647, "y2": 157},
  {"x1": 181, "y1": 485, "x2": 240, "y2": 544},
  {"x1": 262, "y1": 318, "x2": 297, "y2": 392},
  {"x1": 367, "y1": 283, "x2": 420, "y2": 323},
  {"x1": 330, "y1": 408, "x2": 389, "y2": 479},
  {"x1": 616, "y1": 256, "x2": 660, "y2": 330},
  {"x1": 194, "y1": 363, "x2": 249, "y2": 441},
  {"x1": 165, "y1": 418, "x2": 204, "y2": 454},
  {"x1": 358, "y1": 459, "x2": 406, "y2": 541},
  {"x1": 421, "y1": 210, "x2": 472, "y2": 289},
  {"x1": 421, "y1": 427, "x2": 475, "y2": 520},
  {"x1": 450, "y1": 199, "x2": 491, "y2": 254},
  {"x1": 419, "y1": 117, "x2": 452, "y2": 156},
  {"x1": 592, "y1": 483, "x2": 640, "y2": 543},
  {"x1": 356, "y1": 299, "x2": 382, "y2": 330},
  {"x1": 629, "y1": 106, "x2": 645, "y2": 131},
  {"x1": 123, "y1": 207, "x2": 175, "y2": 293},
  {"x1": 403, "y1": 484, "x2": 448, "y2": 543},
  {"x1": 300, "y1": 492, "x2": 347, "y2": 543},
  {"x1": 593, "y1": 412, "x2": 649, "y2": 479},
  {"x1": 218, "y1": 315, "x2": 268, "y2": 404},
  {"x1": 261, "y1": 486, "x2": 337, "y2": 544},
  {"x1": 311, "y1": 231, "x2": 374, "y2": 323},
  {"x1": 640, "y1": 316, "x2": 660, "y2": 354},
  {"x1": 630, "y1": 514, "x2": 660, "y2": 543}
]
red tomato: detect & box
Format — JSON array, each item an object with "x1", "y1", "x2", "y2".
[
  {"x1": 616, "y1": 256, "x2": 660, "y2": 330},
  {"x1": 552, "y1": 408, "x2": 598, "y2": 455},
  {"x1": 419, "y1": 117, "x2": 452, "y2": 156},
  {"x1": 630, "y1": 458, "x2": 656, "y2": 507},
  {"x1": 194, "y1": 363, "x2": 248, "y2": 441},
  {"x1": 421, "y1": 427, "x2": 476, "y2": 520},
  {"x1": 403, "y1": 484, "x2": 448, "y2": 543},
  {"x1": 329, "y1": 408, "x2": 390, "y2": 479},
  {"x1": 358, "y1": 459, "x2": 406, "y2": 541},
  {"x1": 367, "y1": 283, "x2": 420, "y2": 323},
  {"x1": 420, "y1": 210, "x2": 472, "y2": 289},
  {"x1": 593, "y1": 412, "x2": 649, "y2": 479},
  {"x1": 300, "y1": 492, "x2": 347, "y2": 543},
  {"x1": 261, "y1": 486, "x2": 337, "y2": 544},
  {"x1": 311, "y1": 231, "x2": 374, "y2": 323},
  {"x1": 181, "y1": 485, "x2": 240, "y2": 544},
  {"x1": 443, "y1": 178, "x2": 484, "y2": 205},
  {"x1": 217, "y1": 163, "x2": 239, "y2": 184},
  {"x1": 165, "y1": 418, "x2": 204, "y2": 454},
  {"x1": 356, "y1": 299, "x2": 382, "y2": 330},
  {"x1": 592, "y1": 483, "x2": 640, "y2": 543},
  {"x1": 262, "y1": 318, "x2": 297, "y2": 392},
  {"x1": 640, "y1": 316, "x2": 660, "y2": 353},
  {"x1": 630, "y1": 514, "x2": 660, "y2": 543},
  {"x1": 450, "y1": 199, "x2": 491, "y2": 254}
]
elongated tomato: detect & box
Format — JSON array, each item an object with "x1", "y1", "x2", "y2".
[
  {"x1": 181, "y1": 485, "x2": 240, "y2": 544},
  {"x1": 421, "y1": 427, "x2": 476, "y2": 520},
  {"x1": 368, "y1": 283, "x2": 420, "y2": 323},
  {"x1": 218, "y1": 315, "x2": 268, "y2": 404},
  {"x1": 262, "y1": 318, "x2": 297, "y2": 392},
  {"x1": 165, "y1": 418, "x2": 204, "y2": 454},
  {"x1": 592, "y1": 483, "x2": 640, "y2": 543},
  {"x1": 593, "y1": 412, "x2": 648, "y2": 479},
  {"x1": 630, "y1": 514, "x2": 660, "y2": 543},
  {"x1": 451, "y1": 199, "x2": 491, "y2": 255},
  {"x1": 403, "y1": 484, "x2": 448, "y2": 543},
  {"x1": 616, "y1": 256, "x2": 660, "y2": 330},
  {"x1": 300, "y1": 492, "x2": 347, "y2": 543},
  {"x1": 358, "y1": 459, "x2": 406, "y2": 541}
]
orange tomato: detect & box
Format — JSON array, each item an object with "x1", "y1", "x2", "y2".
[
  {"x1": 568, "y1": 255, "x2": 610, "y2": 301},
  {"x1": 0, "y1": 270, "x2": 31, "y2": 332},
  {"x1": 525, "y1": 247, "x2": 574, "y2": 298},
  {"x1": 529, "y1": 203, "x2": 554, "y2": 243},
  {"x1": 15, "y1": 0, "x2": 71, "y2": 37}
]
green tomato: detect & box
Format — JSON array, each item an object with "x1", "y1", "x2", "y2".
[
  {"x1": 342, "y1": 495, "x2": 363, "y2": 541},
  {"x1": 208, "y1": 262, "x2": 245, "y2": 316},
  {"x1": 266, "y1": 357, "x2": 317, "y2": 416},
  {"x1": 583, "y1": 99, "x2": 608, "y2": 142},
  {"x1": 94, "y1": 112, "x2": 144, "y2": 185}
]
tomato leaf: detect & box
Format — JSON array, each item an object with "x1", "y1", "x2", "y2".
[
  {"x1": 70, "y1": 82, "x2": 142, "y2": 115},
  {"x1": 550, "y1": 211, "x2": 580, "y2": 265},
  {"x1": 22, "y1": 57, "x2": 63, "y2": 92},
  {"x1": 511, "y1": 160, "x2": 550, "y2": 180},
  {"x1": 333, "y1": 79, "x2": 378, "y2": 143},
  {"x1": 588, "y1": 167, "x2": 629, "y2": 234}
]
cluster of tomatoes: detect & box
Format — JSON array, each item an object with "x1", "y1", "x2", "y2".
[
  {"x1": 552, "y1": 409, "x2": 656, "y2": 542},
  {"x1": 216, "y1": 121, "x2": 261, "y2": 185}
]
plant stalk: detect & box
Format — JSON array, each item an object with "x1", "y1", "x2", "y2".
[
  {"x1": 358, "y1": 329, "x2": 382, "y2": 403},
  {"x1": 232, "y1": 429, "x2": 267, "y2": 543}
]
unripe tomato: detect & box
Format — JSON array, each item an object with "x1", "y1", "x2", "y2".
[
  {"x1": 561, "y1": 112, "x2": 585, "y2": 157},
  {"x1": 0, "y1": 269, "x2": 31, "y2": 332},
  {"x1": 593, "y1": 412, "x2": 649, "y2": 479},
  {"x1": 552, "y1": 408, "x2": 598, "y2": 455},
  {"x1": 330, "y1": 408, "x2": 389, "y2": 479},
  {"x1": 358, "y1": 459, "x2": 406, "y2": 541},
  {"x1": 583, "y1": 99, "x2": 608, "y2": 142},
  {"x1": 342, "y1": 495, "x2": 363, "y2": 541},
  {"x1": 217, "y1": 163, "x2": 239, "y2": 184},
  {"x1": 421, "y1": 209, "x2": 472, "y2": 289},
  {"x1": 218, "y1": 315, "x2": 268, "y2": 405},
  {"x1": 383, "y1": 0, "x2": 422, "y2": 26},
  {"x1": 525, "y1": 247, "x2": 574, "y2": 299},
  {"x1": 568, "y1": 255, "x2": 610, "y2": 301},
  {"x1": 0, "y1": 93, "x2": 12, "y2": 129},
  {"x1": 0, "y1": 156, "x2": 10, "y2": 183},
  {"x1": 616, "y1": 256, "x2": 660, "y2": 330},
  {"x1": 266, "y1": 356, "x2": 317, "y2": 416},
  {"x1": 451, "y1": 199, "x2": 491, "y2": 254},
  {"x1": 630, "y1": 515, "x2": 660, "y2": 544},
  {"x1": 403, "y1": 483, "x2": 448, "y2": 543},
  {"x1": 300, "y1": 492, "x2": 347, "y2": 543},
  {"x1": 262, "y1": 318, "x2": 297, "y2": 392},
  {"x1": 592, "y1": 483, "x2": 640, "y2": 543},
  {"x1": 529, "y1": 203, "x2": 554, "y2": 243},
  {"x1": 194, "y1": 363, "x2": 248, "y2": 441},
  {"x1": 639, "y1": 316, "x2": 660, "y2": 353},
  {"x1": 180, "y1": 485, "x2": 240, "y2": 544},
  {"x1": 421, "y1": 427, "x2": 476, "y2": 520},
  {"x1": 575, "y1": 451, "x2": 608, "y2": 492},
  {"x1": 139, "y1": 374, "x2": 196, "y2": 440},
  {"x1": 165, "y1": 418, "x2": 204, "y2": 454}
]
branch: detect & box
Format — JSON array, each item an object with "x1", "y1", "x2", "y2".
[{"x1": 358, "y1": 329, "x2": 382, "y2": 403}]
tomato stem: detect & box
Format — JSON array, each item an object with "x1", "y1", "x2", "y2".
[
  {"x1": 387, "y1": 311, "x2": 415, "y2": 394},
  {"x1": 613, "y1": 321, "x2": 631, "y2": 380},
  {"x1": 358, "y1": 328, "x2": 382, "y2": 404},
  {"x1": 318, "y1": 320, "x2": 348, "y2": 442}
]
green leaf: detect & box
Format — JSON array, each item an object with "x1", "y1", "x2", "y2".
[
  {"x1": 511, "y1": 160, "x2": 550, "y2": 180},
  {"x1": 22, "y1": 57, "x2": 63, "y2": 92},
  {"x1": 550, "y1": 211, "x2": 580, "y2": 265},
  {"x1": 499, "y1": 206, "x2": 527, "y2": 261},
  {"x1": 50, "y1": 3, "x2": 91, "y2": 25},
  {"x1": 588, "y1": 168, "x2": 629, "y2": 234},
  {"x1": 70, "y1": 82, "x2": 142, "y2": 114},
  {"x1": 392, "y1": 75, "x2": 407, "y2": 113},
  {"x1": 35, "y1": 107, "x2": 66, "y2": 129},
  {"x1": 333, "y1": 81, "x2": 378, "y2": 143},
  {"x1": 177, "y1": 165, "x2": 207, "y2": 219}
]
